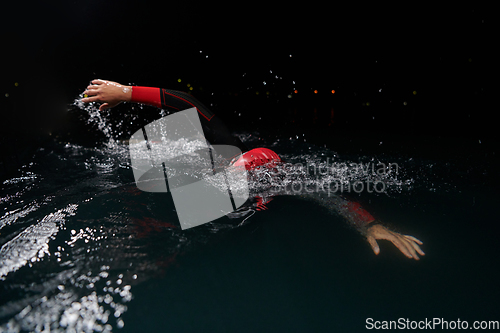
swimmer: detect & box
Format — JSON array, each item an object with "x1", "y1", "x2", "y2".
[{"x1": 82, "y1": 79, "x2": 425, "y2": 260}]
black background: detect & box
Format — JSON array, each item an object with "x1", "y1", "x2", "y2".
[{"x1": 1, "y1": 2, "x2": 492, "y2": 163}]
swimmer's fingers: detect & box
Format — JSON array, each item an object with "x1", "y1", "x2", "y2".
[
  {"x1": 369, "y1": 225, "x2": 416, "y2": 259},
  {"x1": 82, "y1": 85, "x2": 101, "y2": 102},
  {"x1": 91, "y1": 79, "x2": 107, "y2": 85},
  {"x1": 366, "y1": 225, "x2": 424, "y2": 260},
  {"x1": 366, "y1": 225, "x2": 398, "y2": 256},
  {"x1": 388, "y1": 233, "x2": 418, "y2": 260},
  {"x1": 367, "y1": 236, "x2": 380, "y2": 255},
  {"x1": 81, "y1": 95, "x2": 101, "y2": 103},
  {"x1": 99, "y1": 103, "x2": 111, "y2": 111},
  {"x1": 400, "y1": 235, "x2": 421, "y2": 260},
  {"x1": 404, "y1": 235, "x2": 425, "y2": 257},
  {"x1": 83, "y1": 88, "x2": 99, "y2": 97},
  {"x1": 404, "y1": 235, "x2": 423, "y2": 245}
]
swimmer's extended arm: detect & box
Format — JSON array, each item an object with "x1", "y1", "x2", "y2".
[
  {"x1": 281, "y1": 189, "x2": 425, "y2": 260},
  {"x1": 337, "y1": 198, "x2": 425, "y2": 259},
  {"x1": 333, "y1": 198, "x2": 425, "y2": 259}
]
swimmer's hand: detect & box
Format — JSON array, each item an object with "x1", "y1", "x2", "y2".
[
  {"x1": 366, "y1": 224, "x2": 425, "y2": 260},
  {"x1": 82, "y1": 79, "x2": 132, "y2": 111}
]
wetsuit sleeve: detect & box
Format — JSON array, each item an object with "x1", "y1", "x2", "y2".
[
  {"x1": 345, "y1": 201, "x2": 376, "y2": 225},
  {"x1": 295, "y1": 191, "x2": 376, "y2": 234},
  {"x1": 333, "y1": 198, "x2": 376, "y2": 235},
  {"x1": 131, "y1": 86, "x2": 162, "y2": 109},
  {"x1": 130, "y1": 86, "x2": 248, "y2": 153},
  {"x1": 131, "y1": 86, "x2": 215, "y2": 120}
]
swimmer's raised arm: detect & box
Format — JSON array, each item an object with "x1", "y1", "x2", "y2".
[
  {"x1": 82, "y1": 79, "x2": 215, "y2": 121},
  {"x1": 82, "y1": 79, "x2": 132, "y2": 111},
  {"x1": 82, "y1": 78, "x2": 247, "y2": 152},
  {"x1": 82, "y1": 79, "x2": 163, "y2": 111}
]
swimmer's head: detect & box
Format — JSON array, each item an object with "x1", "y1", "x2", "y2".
[{"x1": 231, "y1": 148, "x2": 281, "y2": 171}]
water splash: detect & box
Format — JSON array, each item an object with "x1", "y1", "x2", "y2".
[
  {"x1": 0, "y1": 93, "x2": 457, "y2": 332},
  {"x1": 74, "y1": 93, "x2": 415, "y2": 199},
  {"x1": 0, "y1": 203, "x2": 78, "y2": 280},
  {"x1": 73, "y1": 94, "x2": 117, "y2": 149}
]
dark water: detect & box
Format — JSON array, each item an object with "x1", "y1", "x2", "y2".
[{"x1": 1, "y1": 103, "x2": 499, "y2": 332}]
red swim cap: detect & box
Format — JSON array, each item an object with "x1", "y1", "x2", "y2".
[{"x1": 232, "y1": 148, "x2": 281, "y2": 170}]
